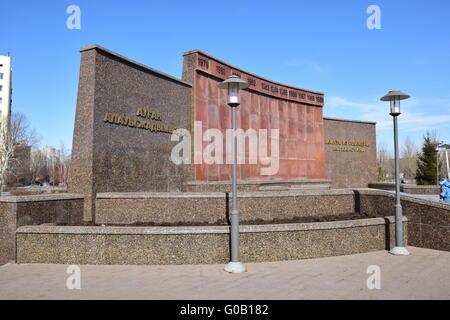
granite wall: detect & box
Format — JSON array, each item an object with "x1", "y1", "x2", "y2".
[
  {"x1": 95, "y1": 190, "x2": 355, "y2": 225},
  {"x1": 0, "y1": 194, "x2": 84, "y2": 264},
  {"x1": 16, "y1": 217, "x2": 402, "y2": 265},
  {"x1": 354, "y1": 189, "x2": 449, "y2": 251},
  {"x1": 95, "y1": 189, "x2": 448, "y2": 252},
  {"x1": 324, "y1": 118, "x2": 377, "y2": 188},
  {"x1": 10, "y1": 189, "x2": 448, "y2": 266},
  {"x1": 368, "y1": 182, "x2": 440, "y2": 195},
  {"x1": 68, "y1": 45, "x2": 193, "y2": 221}
]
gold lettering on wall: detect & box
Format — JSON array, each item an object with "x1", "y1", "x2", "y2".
[
  {"x1": 325, "y1": 139, "x2": 369, "y2": 152},
  {"x1": 103, "y1": 108, "x2": 177, "y2": 134},
  {"x1": 136, "y1": 108, "x2": 163, "y2": 121}
]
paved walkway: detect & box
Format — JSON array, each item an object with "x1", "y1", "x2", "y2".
[{"x1": 0, "y1": 247, "x2": 449, "y2": 300}]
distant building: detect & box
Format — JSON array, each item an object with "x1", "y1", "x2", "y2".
[
  {"x1": 42, "y1": 146, "x2": 61, "y2": 164},
  {"x1": 0, "y1": 55, "x2": 12, "y2": 133}
]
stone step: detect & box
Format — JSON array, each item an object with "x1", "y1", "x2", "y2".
[
  {"x1": 95, "y1": 189, "x2": 351, "y2": 225},
  {"x1": 186, "y1": 178, "x2": 331, "y2": 193}
]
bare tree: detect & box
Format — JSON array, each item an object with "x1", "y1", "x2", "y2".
[
  {"x1": 10, "y1": 112, "x2": 40, "y2": 147},
  {"x1": 3, "y1": 112, "x2": 41, "y2": 186},
  {"x1": 428, "y1": 129, "x2": 444, "y2": 181},
  {"x1": 59, "y1": 142, "x2": 70, "y2": 186},
  {"x1": 377, "y1": 142, "x2": 393, "y2": 181},
  {"x1": 30, "y1": 148, "x2": 48, "y2": 183},
  {"x1": 0, "y1": 120, "x2": 16, "y2": 192},
  {"x1": 401, "y1": 136, "x2": 419, "y2": 182},
  {"x1": 428, "y1": 129, "x2": 440, "y2": 146}
]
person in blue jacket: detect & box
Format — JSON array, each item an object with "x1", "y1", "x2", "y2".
[{"x1": 439, "y1": 178, "x2": 450, "y2": 204}]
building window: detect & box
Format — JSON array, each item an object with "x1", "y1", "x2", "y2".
[
  {"x1": 0, "y1": 85, "x2": 2, "y2": 91},
  {"x1": 0, "y1": 97, "x2": 2, "y2": 104},
  {"x1": 0, "y1": 73, "x2": 3, "y2": 79}
]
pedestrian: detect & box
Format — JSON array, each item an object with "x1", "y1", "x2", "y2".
[{"x1": 439, "y1": 178, "x2": 450, "y2": 204}]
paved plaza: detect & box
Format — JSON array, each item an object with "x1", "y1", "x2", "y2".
[{"x1": 0, "y1": 247, "x2": 448, "y2": 300}]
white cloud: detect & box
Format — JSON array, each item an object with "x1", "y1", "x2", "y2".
[
  {"x1": 283, "y1": 59, "x2": 326, "y2": 73},
  {"x1": 378, "y1": 112, "x2": 450, "y2": 129},
  {"x1": 326, "y1": 96, "x2": 450, "y2": 132}
]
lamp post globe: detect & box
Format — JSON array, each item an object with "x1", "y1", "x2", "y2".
[
  {"x1": 380, "y1": 90, "x2": 410, "y2": 116},
  {"x1": 218, "y1": 75, "x2": 249, "y2": 106},
  {"x1": 380, "y1": 90, "x2": 411, "y2": 256},
  {"x1": 218, "y1": 75, "x2": 249, "y2": 273}
]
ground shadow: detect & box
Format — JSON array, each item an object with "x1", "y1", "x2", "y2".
[
  {"x1": 383, "y1": 217, "x2": 391, "y2": 250},
  {"x1": 353, "y1": 190, "x2": 361, "y2": 214}
]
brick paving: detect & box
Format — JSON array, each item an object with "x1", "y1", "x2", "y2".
[{"x1": 0, "y1": 247, "x2": 448, "y2": 300}]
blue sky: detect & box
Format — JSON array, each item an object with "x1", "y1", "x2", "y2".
[{"x1": 1, "y1": 0, "x2": 449, "y2": 153}]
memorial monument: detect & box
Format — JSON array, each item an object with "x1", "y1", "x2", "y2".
[
  {"x1": 3, "y1": 45, "x2": 448, "y2": 267},
  {"x1": 68, "y1": 44, "x2": 377, "y2": 221}
]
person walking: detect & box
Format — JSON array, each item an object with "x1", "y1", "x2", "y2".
[{"x1": 439, "y1": 178, "x2": 450, "y2": 204}]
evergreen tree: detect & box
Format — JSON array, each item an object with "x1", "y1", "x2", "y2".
[{"x1": 415, "y1": 132, "x2": 440, "y2": 185}]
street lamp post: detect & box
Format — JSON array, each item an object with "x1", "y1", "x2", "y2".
[
  {"x1": 436, "y1": 142, "x2": 449, "y2": 182},
  {"x1": 380, "y1": 90, "x2": 411, "y2": 256},
  {"x1": 218, "y1": 75, "x2": 249, "y2": 273},
  {"x1": 444, "y1": 145, "x2": 450, "y2": 180},
  {"x1": 436, "y1": 146, "x2": 440, "y2": 185},
  {"x1": 446, "y1": 148, "x2": 450, "y2": 180},
  {"x1": 435, "y1": 141, "x2": 444, "y2": 184}
]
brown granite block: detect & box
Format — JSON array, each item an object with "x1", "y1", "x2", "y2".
[
  {"x1": 407, "y1": 223, "x2": 422, "y2": 247},
  {"x1": 57, "y1": 234, "x2": 106, "y2": 265},
  {"x1": 16, "y1": 233, "x2": 60, "y2": 264},
  {"x1": 324, "y1": 118, "x2": 377, "y2": 188},
  {"x1": 68, "y1": 45, "x2": 193, "y2": 221},
  {"x1": 355, "y1": 189, "x2": 449, "y2": 251},
  {"x1": 0, "y1": 194, "x2": 84, "y2": 264},
  {"x1": 105, "y1": 233, "x2": 229, "y2": 265},
  {"x1": 421, "y1": 225, "x2": 450, "y2": 252},
  {"x1": 0, "y1": 202, "x2": 17, "y2": 264}
]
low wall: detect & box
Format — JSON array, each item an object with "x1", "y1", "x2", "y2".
[
  {"x1": 95, "y1": 189, "x2": 355, "y2": 225},
  {"x1": 5, "y1": 189, "x2": 449, "y2": 265},
  {"x1": 369, "y1": 182, "x2": 439, "y2": 195},
  {"x1": 355, "y1": 189, "x2": 449, "y2": 251},
  {"x1": 0, "y1": 194, "x2": 84, "y2": 264},
  {"x1": 16, "y1": 217, "x2": 404, "y2": 265}
]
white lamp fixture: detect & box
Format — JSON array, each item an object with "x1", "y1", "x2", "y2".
[
  {"x1": 380, "y1": 90, "x2": 411, "y2": 256},
  {"x1": 380, "y1": 90, "x2": 410, "y2": 116},
  {"x1": 218, "y1": 75, "x2": 249, "y2": 107},
  {"x1": 218, "y1": 75, "x2": 249, "y2": 273}
]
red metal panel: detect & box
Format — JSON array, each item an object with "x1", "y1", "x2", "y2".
[{"x1": 193, "y1": 59, "x2": 325, "y2": 181}]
